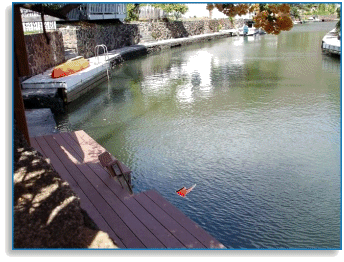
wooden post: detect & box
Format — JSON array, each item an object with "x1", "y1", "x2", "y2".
[{"x1": 13, "y1": 5, "x2": 31, "y2": 145}]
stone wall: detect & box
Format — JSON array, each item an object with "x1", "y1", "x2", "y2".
[
  {"x1": 24, "y1": 31, "x2": 65, "y2": 77},
  {"x1": 133, "y1": 19, "x2": 234, "y2": 42},
  {"x1": 59, "y1": 23, "x2": 140, "y2": 59},
  {"x1": 59, "y1": 19, "x2": 235, "y2": 58}
]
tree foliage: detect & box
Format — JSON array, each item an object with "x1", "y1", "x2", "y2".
[
  {"x1": 151, "y1": 4, "x2": 188, "y2": 15},
  {"x1": 125, "y1": 3, "x2": 140, "y2": 22},
  {"x1": 208, "y1": 3, "x2": 294, "y2": 35},
  {"x1": 336, "y1": 7, "x2": 341, "y2": 31}
]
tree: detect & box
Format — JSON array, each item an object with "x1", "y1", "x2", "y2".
[
  {"x1": 336, "y1": 7, "x2": 341, "y2": 32},
  {"x1": 206, "y1": 4, "x2": 215, "y2": 19},
  {"x1": 125, "y1": 3, "x2": 140, "y2": 22},
  {"x1": 208, "y1": 3, "x2": 294, "y2": 35},
  {"x1": 126, "y1": 3, "x2": 188, "y2": 21},
  {"x1": 290, "y1": 6, "x2": 301, "y2": 21},
  {"x1": 151, "y1": 4, "x2": 188, "y2": 20}
]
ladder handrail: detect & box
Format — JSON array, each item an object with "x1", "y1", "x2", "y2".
[{"x1": 95, "y1": 44, "x2": 109, "y2": 64}]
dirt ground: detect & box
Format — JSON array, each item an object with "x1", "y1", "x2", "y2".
[{"x1": 13, "y1": 124, "x2": 119, "y2": 248}]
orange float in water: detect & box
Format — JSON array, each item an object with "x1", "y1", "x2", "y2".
[
  {"x1": 176, "y1": 184, "x2": 196, "y2": 197},
  {"x1": 51, "y1": 56, "x2": 89, "y2": 78}
]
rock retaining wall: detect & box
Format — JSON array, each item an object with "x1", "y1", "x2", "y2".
[
  {"x1": 24, "y1": 31, "x2": 65, "y2": 77},
  {"x1": 59, "y1": 23, "x2": 140, "y2": 59},
  {"x1": 59, "y1": 19, "x2": 235, "y2": 58},
  {"x1": 132, "y1": 19, "x2": 234, "y2": 42}
]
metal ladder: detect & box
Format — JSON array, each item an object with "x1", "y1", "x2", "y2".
[
  {"x1": 95, "y1": 44, "x2": 109, "y2": 64},
  {"x1": 95, "y1": 44, "x2": 110, "y2": 80}
]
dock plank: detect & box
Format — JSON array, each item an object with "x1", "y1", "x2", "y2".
[
  {"x1": 73, "y1": 130, "x2": 131, "y2": 175},
  {"x1": 51, "y1": 133, "x2": 165, "y2": 248},
  {"x1": 32, "y1": 135, "x2": 125, "y2": 248},
  {"x1": 30, "y1": 131, "x2": 225, "y2": 249},
  {"x1": 30, "y1": 137, "x2": 47, "y2": 158},
  {"x1": 144, "y1": 190, "x2": 226, "y2": 249},
  {"x1": 59, "y1": 132, "x2": 127, "y2": 196},
  {"x1": 59, "y1": 133, "x2": 185, "y2": 248},
  {"x1": 122, "y1": 194, "x2": 185, "y2": 248},
  {"x1": 134, "y1": 192, "x2": 206, "y2": 248},
  {"x1": 41, "y1": 134, "x2": 145, "y2": 248}
]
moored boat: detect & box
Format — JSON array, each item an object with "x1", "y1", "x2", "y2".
[{"x1": 238, "y1": 27, "x2": 259, "y2": 36}]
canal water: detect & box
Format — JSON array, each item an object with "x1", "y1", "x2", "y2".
[{"x1": 57, "y1": 22, "x2": 341, "y2": 249}]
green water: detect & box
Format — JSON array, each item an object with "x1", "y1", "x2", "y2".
[{"x1": 57, "y1": 22, "x2": 341, "y2": 249}]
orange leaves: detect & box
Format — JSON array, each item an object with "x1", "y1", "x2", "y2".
[
  {"x1": 278, "y1": 4, "x2": 291, "y2": 14},
  {"x1": 254, "y1": 12, "x2": 293, "y2": 35},
  {"x1": 214, "y1": 3, "x2": 293, "y2": 35},
  {"x1": 236, "y1": 4, "x2": 250, "y2": 16},
  {"x1": 214, "y1": 3, "x2": 250, "y2": 17}
]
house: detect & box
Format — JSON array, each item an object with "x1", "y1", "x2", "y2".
[
  {"x1": 21, "y1": 4, "x2": 127, "y2": 33},
  {"x1": 64, "y1": 4, "x2": 126, "y2": 22}
]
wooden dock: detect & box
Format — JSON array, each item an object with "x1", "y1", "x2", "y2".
[{"x1": 29, "y1": 130, "x2": 225, "y2": 249}]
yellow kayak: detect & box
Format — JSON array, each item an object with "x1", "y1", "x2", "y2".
[{"x1": 51, "y1": 56, "x2": 89, "y2": 78}]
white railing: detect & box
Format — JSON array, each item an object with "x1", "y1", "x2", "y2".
[
  {"x1": 87, "y1": 4, "x2": 126, "y2": 15},
  {"x1": 21, "y1": 7, "x2": 57, "y2": 32},
  {"x1": 67, "y1": 4, "x2": 126, "y2": 20},
  {"x1": 21, "y1": 8, "x2": 40, "y2": 17},
  {"x1": 22, "y1": 21, "x2": 56, "y2": 32},
  {"x1": 139, "y1": 5, "x2": 167, "y2": 20}
]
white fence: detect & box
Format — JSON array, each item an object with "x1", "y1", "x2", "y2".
[
  {"x1": 22, "y1": 21, "x2": 56, "y2": 32},
  {"x1": 21, "y1": 7, "x2": 57, "y2": 32},
  {"x1": 139, "y1": 5, "x2": 167, "y2": 20},
  {"x1": 67, "y1": 4, "x2": 126, "y2": 21}
]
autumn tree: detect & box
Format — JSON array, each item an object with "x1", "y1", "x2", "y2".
[{"x1": 208, "y1": 3, "x2": 294, "y2": 35}]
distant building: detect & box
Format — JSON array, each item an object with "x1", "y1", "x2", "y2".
[
  {"x1": 65, "y1": 4, "x2": 126, "y2": 22},
  {"x1": 21, "y1": 4, "x2": 127, "y2": 33}
]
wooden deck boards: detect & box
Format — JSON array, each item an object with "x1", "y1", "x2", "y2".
[{"x1": 29, "y1": 130, "x2": 225, "y2": 249}]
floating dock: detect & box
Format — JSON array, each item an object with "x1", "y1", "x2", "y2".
[
  {"x1": 21, "y1": 30, "x2": 237, "y2": 106},
  {"x1": 21, "y1": 45, "x2": 147, "y2": 104}
]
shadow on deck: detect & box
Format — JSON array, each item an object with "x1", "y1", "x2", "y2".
[{"x1": 29, "y1": 130, "x2": 225, "y2": 249}]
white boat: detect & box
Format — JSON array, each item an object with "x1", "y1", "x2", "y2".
[{"x1": 238, "y1": 27, "x2": 259, "y2": 36}]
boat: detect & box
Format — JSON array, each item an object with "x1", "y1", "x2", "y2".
[
  {"x1": 51, "y1": 56, "x2": 90, "y2": 78},
  {"x1": 238, "y1": 27, "x2": 259, "y2": 36}
]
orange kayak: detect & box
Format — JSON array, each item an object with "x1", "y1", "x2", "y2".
[{"x1": 51, "y1": 56, "x2": 89, "y2": 78}]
